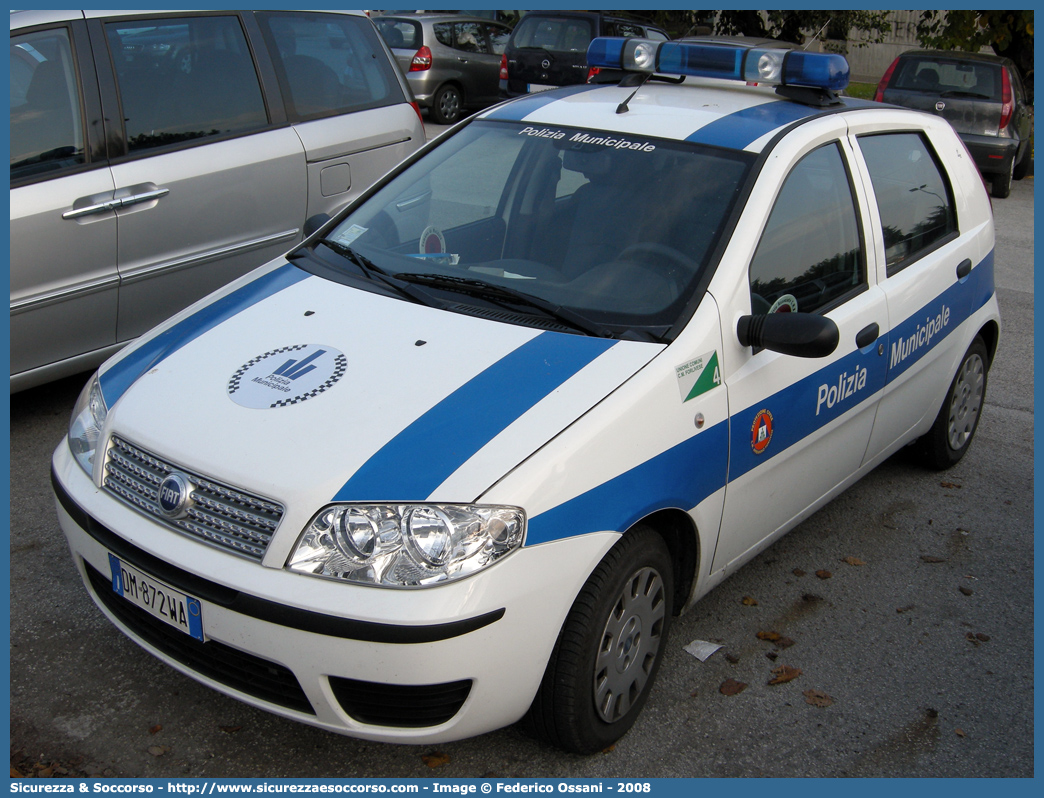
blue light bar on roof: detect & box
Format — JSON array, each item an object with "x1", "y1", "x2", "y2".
[{"x1": 586, "y1": 37, "x2": 850, "y2": 93}]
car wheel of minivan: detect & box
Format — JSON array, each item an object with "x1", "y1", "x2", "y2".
[
  {"x1": 919, "y1": 336, "x2": 988, "y2": 469},
  {"x1": 432, "y1": 84, "x2": 463, "y2": 124},
  {"x1": 524, "y1": 526, "x2": 673, "y2": 754},
  {"x1": 991, "y1": 159, "x2": 1013, "y2": 198}
]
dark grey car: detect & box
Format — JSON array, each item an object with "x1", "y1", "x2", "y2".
[
  {"x1": 875, "y1": 49, "x2": 1033, "y2": 198},
  {"x1": 375, "y1": 14, "x2": 512, "y2": 124}
]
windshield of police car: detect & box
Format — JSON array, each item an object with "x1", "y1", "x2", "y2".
[{"x1": 320, "y1": 119, "x2": 753, "y2": 337}]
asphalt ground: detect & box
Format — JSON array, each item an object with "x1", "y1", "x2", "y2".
[{"x1": 8, "y1": 176, "x2": 1033, "y2": 779}]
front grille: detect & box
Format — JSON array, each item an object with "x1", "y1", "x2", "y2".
[
  {"x1": 329, "y1": 677, "x2": 472, "y2": 728},
  {"x1": 85, "y1": 561, "x2": 314, "y2": 715},
  {"x1": 103, "y1": 436, "x2": 283, "y2": 561}
]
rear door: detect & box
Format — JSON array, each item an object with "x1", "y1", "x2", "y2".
[
  {"x1": 507, "y1": 13, "x2": 595, "y2": 92},
  {"x1": 98, "y1": 12, "x2": 305, "y2": 343}
]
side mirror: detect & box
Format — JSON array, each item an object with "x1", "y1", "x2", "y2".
[
  {"x1": 303, "y1": 212, "x2": 332, "y2": 239},
  {"x1": 737, "y1": 313, "x2": 839, "y2": 358}
]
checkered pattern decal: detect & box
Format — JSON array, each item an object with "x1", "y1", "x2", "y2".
[{"x1": 228, "y1": 345, "x2": 347, "y2": 409}]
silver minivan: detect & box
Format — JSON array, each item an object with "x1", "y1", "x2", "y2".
[{"x1": 10, "y1": 9, "x2": 425, "y2": 391}]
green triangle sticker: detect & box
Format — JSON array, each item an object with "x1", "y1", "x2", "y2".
[{"x1": 683, "y1": 350, "x2": 721, "y2": 403}]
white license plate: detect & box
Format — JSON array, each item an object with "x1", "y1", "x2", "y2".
[
  {"x1": 527, "y1": 83, "x2": 558, "y2": 93},
  {"x1": 108, "y1": 554, "x2": 205, "y2": 641}
]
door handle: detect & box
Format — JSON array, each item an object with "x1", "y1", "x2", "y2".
[
  {"x1": 63, "y1": 187, "x2": 169, "y2": 220},
  {"x1": 956, "y1": 258, "x2": 972, "y2": 280},
  {"x1": 457, "y1": 57, "x2": 469, "y2": 64},
  {"x1": 855, "y1": 323, "x2": 880, "y2": 349}
]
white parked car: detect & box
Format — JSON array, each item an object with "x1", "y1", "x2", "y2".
[{"x1": 53, "y1": 38, "x2": 1000, "y2": 754}]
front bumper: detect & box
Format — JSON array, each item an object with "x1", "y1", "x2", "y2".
[
  {"x1": 960, "y1": 132, "x2": 1019, "y2": 176},
  {"x1": 52, "y1": 441, "x2": 617, "y2": 744}
]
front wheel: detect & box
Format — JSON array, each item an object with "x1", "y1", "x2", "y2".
[
  {"x1": 524, "y1": 526, "x2": 674, "y2": 754},
  {"x1": 918, "y1": 336, "x2": 988, "y2": 469}
]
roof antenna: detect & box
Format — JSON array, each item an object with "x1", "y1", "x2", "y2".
[
  {"x1": 616, "y1": 72, "x2": 651, "y2": 114},
  {"x1": 804, "y1": 18, "x2": 831, "y2": 50}
]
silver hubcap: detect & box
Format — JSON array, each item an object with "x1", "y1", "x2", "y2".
[
  {"x1": 947, "y1": 353, "x2": 984, "y2": 450},
  {"x1": 593, "y1": 566, "x2": 666, "y2": 722},
  {"x1": 439, "y1": 90, "x2": 460, "y2": 119}
]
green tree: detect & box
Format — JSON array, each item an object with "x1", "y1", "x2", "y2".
[
  {"x1": 916, "y1": 11, "x2": 1033, "y2": 85},
  {"x1": 713, "y1": 10, "x2": 891, "y2": 49}
]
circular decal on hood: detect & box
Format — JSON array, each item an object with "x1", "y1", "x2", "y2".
[{"x1": 227, "y1": 344, "x2": 347, "y2": 409}]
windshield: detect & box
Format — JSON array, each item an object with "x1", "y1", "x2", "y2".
[{"x1": 314, "y1": 119, "x2": 753, "y2": 338}]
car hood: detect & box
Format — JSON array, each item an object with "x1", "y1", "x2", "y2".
[{"x1": 98, "y1": 263, "x2": 661, "y2": 528}]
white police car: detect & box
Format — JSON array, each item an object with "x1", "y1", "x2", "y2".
[{"x1": 53, "y1": 38, "x2": 999, "y2": 754}]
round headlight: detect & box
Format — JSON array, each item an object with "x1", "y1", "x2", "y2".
[
  {"x1": 334, "y1": 508, "x2": 379, "y2": 561},
  {"x1": 403, "y1": 506, "x2": 454, "y2": 567}
]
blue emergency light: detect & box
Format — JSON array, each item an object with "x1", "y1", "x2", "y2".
[{"x1": 587, "y1": 37, "x2": 850, "y2": 93}]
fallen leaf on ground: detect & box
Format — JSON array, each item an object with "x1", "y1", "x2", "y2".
[
  {"x1": 955, "y1": 728, "x2": 966, "y2": 738},
  {"x1": 959, "y1": 586, "x2": 974, "y2": 596},
  {"x1": 147, "y1": 746, "x2": 167, "y2": 757},
  {"x1": 765, "y1": 651, "x2": 779, "y2": 661},
  {"x1": 219, "y1": 726, "x2": 242, "y2": 734},
  {"x1": 896, "y1": 604, "x2": 915, "y2": 613},
  {"x1": 976, "y1": 633, "x2": 990, "y2": 642},
  {"x1": 768, "y1": 665, "x2": 802, "y2": 685},
  {"x1": 816, "y1": 569, "x2": 832, "y2": 579},
  {"x1": 775, "y1": 636, "x2": 795, "y2": 649},
  {"x1": 792, "y1": 568, "x2": 806, "y2": 577},
  {"x1": 757, "y1": 630, "x2": 781, "y2": 642},
  {"x1": 741, "y1": 596, "x2": 758, "y2": 606},
  {"x1": 803, "y1": 689, "x2": 834, "y2": 707},
  {"x1": 422, "y1": 752, "x2": 450, "y2": 769},
  {"x1": 940, "y1": 481, "x2": 961, "y2": 489},
  {"x1": 921, "y1": 555, "x2": 947, "y2": 563},
  {"x1": 720, "y1": 678, "x2": 748, "y2": 696},
  {"x1": 148, "y1": 725, "x2": 162, "y2": 735},
  {"x1": 843, "y1": 556, "x2": 866, "y2": 566}
]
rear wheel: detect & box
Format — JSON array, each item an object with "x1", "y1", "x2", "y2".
[
  {"x1": 524, "y1": 526, "x2": 673, "y2": 754},
  {"x1": 431, "y1": 84, "x2": 463, "y2": 125},
  {"x1": 918, "y1": 337, "x2": 988, "y2": 469},
  {"x1": 991, "y1": 158, "x2": 1013, "y2": 198},
  {"x1": 1013, "y1": 149, "x2": 1031, "y2": 180}
]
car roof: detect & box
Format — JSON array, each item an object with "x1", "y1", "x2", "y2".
[
  {"x1": 898, "y1": 48, "x2": 1012, "y2": 66},
  {"x1": 477, "y1": 80, "x2": 880, "y2": 156},
  {"x1": 378, "y1": 14, "x2": 508, "y2": 26}
]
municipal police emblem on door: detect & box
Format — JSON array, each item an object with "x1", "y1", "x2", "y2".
[{"x1": 227, "y1": 344, "x2": 347, "y2": 409}]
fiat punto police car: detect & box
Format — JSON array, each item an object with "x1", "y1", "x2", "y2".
[{"x1": 53, "y1": 39, "x2": 999, "y2": 754}]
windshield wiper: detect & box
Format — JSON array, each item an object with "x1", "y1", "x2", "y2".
[
  {"x1": 319, "y1": 239, "x2": 432, "y2": 305},
  {"x1": 939, "y1": 90, "x2": 992, "y2": 100},
  {"x1": 394, "y1": 272, "x2": 614, "y2": 338}
]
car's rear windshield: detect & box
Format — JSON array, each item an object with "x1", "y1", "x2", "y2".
[
  {"x1": 374, "y1": 17, "x2": 422, "y2": 50},
  {"x1": 892, "y1": 56, "x2": 1002, "y2": 100},
  {"x1": 314, "y1": 120, "x2": 754, "y2": 338},
  {"x1": 511, "y1": 15, "x2": 594, "y2": 53}
]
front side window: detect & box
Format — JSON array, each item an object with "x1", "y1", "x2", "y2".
[
  {"x1": 10, "y1": 28, "x2": 85, "y2": 179},
  {"x1": 749, "y1": 142, "x2": 864, "y2": 315},
  {"x1": 259, "y1": 12, "x2": 400, "y2": 120},
  {"x1": 107, "y1": 16, "x2": 267, "y2": 153},
  {"x1": 308, "y1": 120, "x2": 753, "y2": 339},
  {"x1": 858, "y1": 132, "x2": 957, "y2": 275}
]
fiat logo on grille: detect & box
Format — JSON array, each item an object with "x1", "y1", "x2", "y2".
[
  {"x1": 935, "y1": 101, "x2": 946, "y2": 111},
  {"x1": 157, "y1": 473, "x2": 193, "y2": 519}
]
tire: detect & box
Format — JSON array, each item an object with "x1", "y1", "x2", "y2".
[
  {"x1": 991, "y1": 158, "x2": 1013, "y2": 199},
  {"x1": 1013, "y1": 149, "x2": 1031, "y2": 180},
  {"x1": 431, "y1": 84, "x2": 463, "y2": 125},
  {"x1": 524, "y1": 526, "x2": 674, "y2": 754},
  {"x1": 918, "y1": 336, "x2": 988, "y2": 470}
]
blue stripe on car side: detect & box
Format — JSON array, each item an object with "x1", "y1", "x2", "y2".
[
  {"x1": 334, "y1": 332, "x2": 618, "y2": 502},
  {"x1": 525, "y1": 250, "x2": 995, "y2": 545},
  {"x1": 525, "y1": 421, "x2": 729, "y2": 546},
  {"x1": 686, "y1": 101, "x2": 819, "y2": 149},
  {"x1": 99, "y1": 263, "x2": 310, "y2": 406},
  {"x1": 482, "y1": 84, "x2": 605, "y2": 121}
]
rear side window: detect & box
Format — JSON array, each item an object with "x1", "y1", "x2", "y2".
[
  {"x1": 374, "y1": 18, "x2": 422, "y2": 50},
  {"x1": 10, "y1": 28, "x2": 85, "y2": 179},
  {"x1": 858, "y1": 132, "x2": 957, "y2": 275},
  {"x1": 511, "y1": 16, "x2": 593, "y2": 53},
  {"x1": 259, "y1": 12, "x2": 402, "y2": 121},
  {"x1": 749, "y1": 142, "x2": 864, "y2": 315},
  {"x1": 892, "y1": 56, "x2": 1000, "y2": 100},
  {"x1": 106, "y1": 16, "x2": 267, "y2": 154}
]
